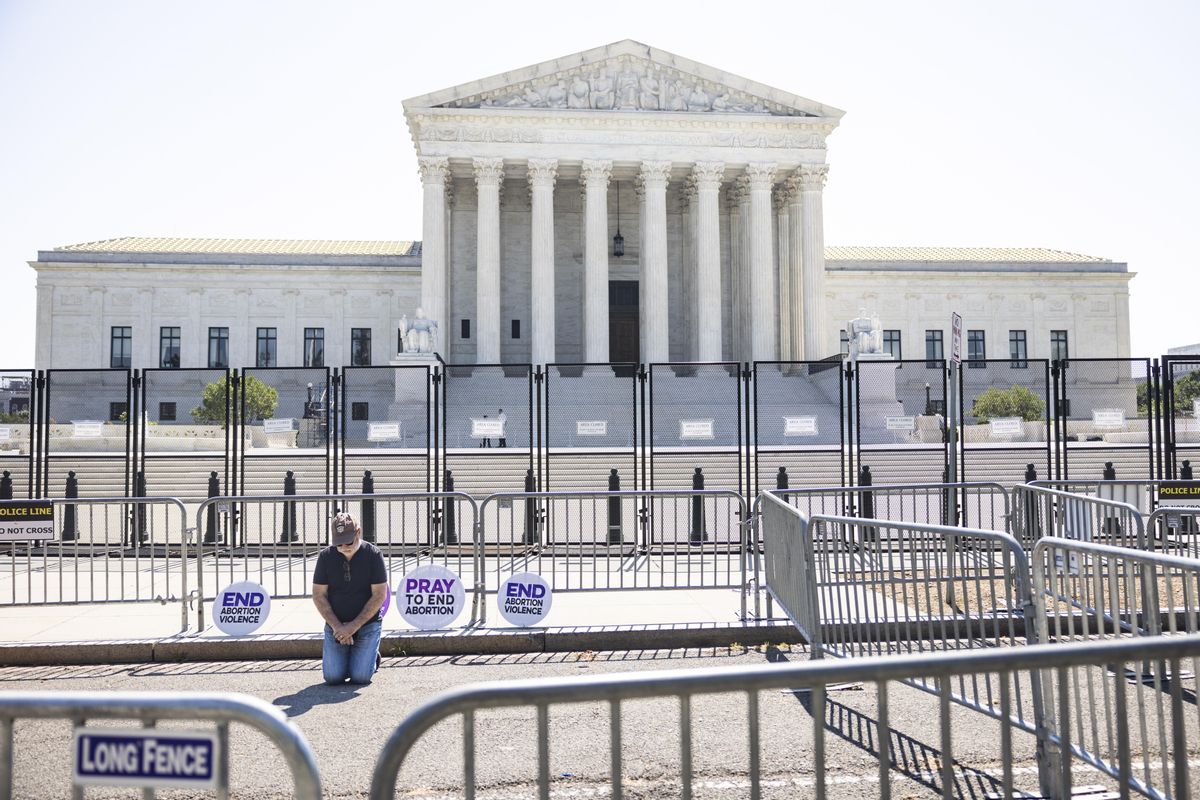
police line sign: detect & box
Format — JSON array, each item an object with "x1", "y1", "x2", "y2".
[
  {"x1": 73, "y1": 728, "x2": 218, "y2": 789},
  {"x1": 0, "y1": 500, "x2": 55, "y2": 542}
]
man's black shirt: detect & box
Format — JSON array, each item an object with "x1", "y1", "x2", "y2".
[{"x1": 312, "y1": 541, "x2": 388, "y2": 624}]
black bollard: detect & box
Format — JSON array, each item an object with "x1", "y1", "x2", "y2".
[
  {"x1": 129, "y1": 470, "x2": 148, "y2": 546},
  {"x1": 204, "y1": 471, "x2": 219, "y2": 544},
  {"x1": 1025, "y1": 464, "x2": 1038, "y2": 483},
  {"x1": 859, "y1": 465, "x2": 878, "y2": 541},
  {"x1": 523, "y1": 468, "x2": 537, "y2": 545},
  {"x1": 0, "y1": 470, "x2": 11, "y2": 500},
  {"x1": 1023, "y1": 464, "x2": 1041, "y2": 543},
  {"x1": 775, "y1": 466, "x2": 789, "y2": 490},
  {"x1": 1182, "y1": 460, "x2": 1193, "y2": 480},
  {"x1": 689, "y1": 467, "x2": 707, "y2": 544},
  {"x1": 1182, "y1": 462, "x2": 1197, "y2": 534},
  {"x1": 279, "y1": 470, "x2": 298, "y2": 543},
  {"x1": 443, "y1": 469, "x2": 457, "y2": 545},
  {"x1": 1103, "y1": 461, "x2": 1117, "y2": 481},
  {"x1": 361, "y1": 470, "x2": 376, "y2": 543},
  {"x1": 1101, "y1": 462, "x2": 1121, "y2": 539},
  {"x1": 607, "y1": 468, "x2": 623, "y2": 545},
  {"x1": 62, "y1": 471, "x2": 78, "y2": 541}
]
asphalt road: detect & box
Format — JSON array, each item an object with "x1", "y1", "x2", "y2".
[{"x1": 1, "y1": 644, "x2": 1184, "y2": 799}]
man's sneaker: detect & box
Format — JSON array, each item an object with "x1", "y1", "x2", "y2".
[{"x1": 375, "y1": 652, "x2": 382, "y2": 672}]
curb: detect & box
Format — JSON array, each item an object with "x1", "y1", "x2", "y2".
[{"x1": 0, "y1": 622, "x2": 802, "y2": 666}]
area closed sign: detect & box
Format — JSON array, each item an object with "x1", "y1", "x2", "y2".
[{"x1": 73, "y1": 728, "x2": 218, "y2": 789}]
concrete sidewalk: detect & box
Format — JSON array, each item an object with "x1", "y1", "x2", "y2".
[{"x1": 0, "y1": 587, "x2": 799, "y2": 665}]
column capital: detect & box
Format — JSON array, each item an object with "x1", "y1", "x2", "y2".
[
  {"x1": 728, "y1": 175, "x2": 751, "y2": 206},
  {"x1": 773, "y1": 183, "x2": 794, "y2": 212},
  {"x1": 640, "y1": 160, "x2": 672, "y2": 189},
  {"x1": 580, "y1": 159, "x2": 613, "y2": 186},
  {"x1": 472, "y1": 157, "x2": 505, "y2": 186},
  {"x1": 527, "y1": 158, "x2": 559, "y2": 186},
  {"x1": 797, "y1": 163, "x2": 830, "y2": 191},
  {"x1": 691, "y1": 161, "x2": 725, "y2": 190},
  {"x1": 745, "y1": 162, "x2": 777, "y2": 188},
  {"x1": 418, "y1": 156, "x2": 450, "y2": 185}
]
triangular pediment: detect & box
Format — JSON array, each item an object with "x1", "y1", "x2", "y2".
[{"x1": 403, "y1": 40, "x2": 844, "y2": 119}]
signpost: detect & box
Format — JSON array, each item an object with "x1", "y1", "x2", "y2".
[{"x1": 73, "y1": 728, "x2": 219, "y2": 790}]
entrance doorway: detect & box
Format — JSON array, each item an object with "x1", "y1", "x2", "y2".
[{"x1": 608, "y1": 281, "x2": 639, "y2": 364}]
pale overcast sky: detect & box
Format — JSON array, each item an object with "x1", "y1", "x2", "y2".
[{"x1": 1, "y1": 0, "x2": 1196, "y2": 366}]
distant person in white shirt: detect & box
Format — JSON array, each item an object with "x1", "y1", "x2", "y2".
[{"x1": 498, "y1": 409, "x2": 507, "y2": 448}]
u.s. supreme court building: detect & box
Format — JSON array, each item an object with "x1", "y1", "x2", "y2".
[{"x1": 33, "y1": 40, "x2": 1133, "y2": 372}]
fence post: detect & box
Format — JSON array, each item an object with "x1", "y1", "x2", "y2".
[
  {"x1": 0, "y1": 470, "x2": 11, "y2": 500},
  {"x1": 775, "y1": 466, "x2": 788, "y2": 490},
  {"x1": 607, "y1": 468, "x2": 622, "y2": 545},
  {"x1": 62, "y1": 470, "x2": 78, "y2": 541},
  {"x1": 859, "y1": 464, "x2": 878, "y2": 541},
  {"x1": 361, "y1": 470, "x2": 376, "y2": 543},
  {"x1": 279, "y1": 470, "x2": 298, "y2": 543},
  {"x1": 204, "y1": 471, "x2": 219, "y2": 544},
  {"x1": 444, "y1": 469, "x2": 457, "y2": 546},
  {"x1": 523, "y1": 468, "x2": 537, "y2": 545},
  {"x1": 690, "y1": 467, "x2": 707, "y2": 544}
]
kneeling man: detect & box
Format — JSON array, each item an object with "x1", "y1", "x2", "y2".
[{"x1": 312, "y1": 512, "x2": 387, "y2": 684}]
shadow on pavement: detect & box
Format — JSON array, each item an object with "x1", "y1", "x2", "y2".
[{"x1": 274, "y1": 682, "x2": 362, "y2": 717}]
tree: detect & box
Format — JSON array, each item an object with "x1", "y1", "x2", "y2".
[
  {"x1": 191, "y1": 375, "x2": 278, "y2": 425},
  {"x1": 1172, "y1": 371, "x2": 1200, "y2": 416},
  {"x1": 970, "y1": 385, "x2": 1045, "y2": 423}
]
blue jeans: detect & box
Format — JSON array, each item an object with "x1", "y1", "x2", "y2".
[{"x1": 322, "y1": 619, "x2": 382, "y2": 685}]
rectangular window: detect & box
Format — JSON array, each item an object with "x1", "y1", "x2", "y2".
[
  {"x1": 159, "y1": 327, "x2": 180, "y2": 369},
  {"x1": 839, "y1": 330, "x2": 849, "y2": 356},
  {"x1": 256, "y1": 327, "x2": 277, "y2": 368},
  {"x1": 351, "y1": 401, "x2": 369, "y2": 421},
  {"x1": 304, "y1": 328, "x2": 325, "y2": 368},
  {"x1": 208, "y1": 327, "x2": 229, "y2": 369},
  {"x1": 110, "y1": 326, "x2": 132, "y2": 369},
  {"x1": 967, "y1": 330, "x2": 986, "y2": 368},
  {"x1": 883, "y1": 330, "x2": 901, "y2": 360},
  {"x1": 1051, "y1": 330, "x2": 1069, "y2": 362},
  {"x1": 158, "y1": 402, "x2": 176, "y2": 422},
  {"x1": 461, "y1": 319, "x2": 471, "y2": 340},
  {"x1": 109, "y1": 402, "x2": 127, "y2": 422},
  {"x1": 511, "y1": 320, "x2": 521, "y2": 339},
  {"x1": 1009, "y1": 330, "x2": 1028, "y2": 369},
  {"x1": 925, "y1": 330, "x2": 943, "y2": 368},
  {"x1": 351, "y1": 328, "x2": 371, "y2": 367}
]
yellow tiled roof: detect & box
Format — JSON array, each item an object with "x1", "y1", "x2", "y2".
[
  {"x1": 54, "y1": 237, "x2": 419, "y2": 256},
  {"x1": 824, "y1": 246, "x2": 1108, "y2": 263}
]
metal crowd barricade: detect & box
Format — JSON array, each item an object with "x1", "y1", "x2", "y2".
[
  {"x1": 368, "y1": 634, "x2": 1200, "y2": 800},
  {"x1": 762, "y1": 481, "x2": 1012, "y2": 533},
  {"x1": 1031, "y1": 479, "x2": 1164, "y2": 517},
  {"x1": 476, "y1": 489, "x2": 751, "y2": 623},
  {"x1": 0, "y1": 496, "x2": 192, "y2": 632},
  {"x1": 192, "y1": 491, "x2": 480, "y2": 630},
  {"x1": 0, "y1": 690, "x2": 320, "y2": 799},
  {"x1": 1147, "y1": 505, "x2": 1200, "y2": 558},
  {"x1": 1014, "y1": 483, "x2": 1146, "y2": 550}
]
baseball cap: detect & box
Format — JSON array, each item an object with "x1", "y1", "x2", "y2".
[{"x1": 331, "y1": 512, "x2": 358, "y2": 546}]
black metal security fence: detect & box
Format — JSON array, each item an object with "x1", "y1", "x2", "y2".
[{"x1": 4, "y1": 357, "x2": 1189, "y2": 501}]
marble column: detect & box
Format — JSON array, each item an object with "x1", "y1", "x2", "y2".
[
  {"x1": 774, "y1": 185, "x2": 791, "y2": 362},
  {"x1": 639, "y1": 160, "x2": 671, "y2": 364},
  {"x1": 418, "y1": 156, "x2": 450, "y2": 346},
  {"x1": 527, "y1": 158, "x2": 558, "y2": 366},
  {"x1": 798, "y1": 164, "x2": 830, "y2": 359},
  {"x1": 473, "y1": 158, "x2": 504, "y2": 363},
  {"x1": 693, "y1": 162, "x2": 724, "y2": 362},
  {"x1": 785, "y1": 175, "x2": 805, "y2": 361},
  {"x1": 581, "y1": 160, "x2": 612, "y2": 362},
  {"x1": 736, "y1": 178, "x2": 752, "y2": 361},
  {"x1": 746, "y1": 164, "x2": 777, "y2": 362}
]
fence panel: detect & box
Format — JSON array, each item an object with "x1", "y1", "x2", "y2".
[
  {"x1": 1164, "y1": 356, "x2": 1200, "y2": 478},
  {"x1": 959, "y1": 359, "x2": 1053, "y2": 487},
  {"x1": 139, "y1": 367, "x2": 231, "y2": 502},
  {"x1": 648, "y1": 362, "x2": 743, "y2": 493},
  {"x1": 1014, "y1": 484, "x2": 1146, "y2": 551},
  {"x1": 1057, "y1": 358, "x2": 1156, "y2": 482},
  {"x1": 340, "y1": 365, "x2": 433, "y2": 495},
  {"x1": 543, "y1": 363, "x2": 638, "y2": 493},
  {"x1": 442, "y1": 364, "x2": 533, "y2": 496},
  {"x1": 856, "y1": 358, "x2": 949, "y2": 485},
  {"x1": 763, "y1": 481, "x2": 1011, "y2": 534},
  {"x1": 43, "y1": 369, "x2": 132, "y2": 502},
  {"x1": 0, "y1": 690, "x2": 320, "y2": 799},
  {"x1": 193, "y1": 492, "x2": 479, "y2": 630},
  {"x1": 1148, "y1": 505, "x2": 1200, "y2": 559},
  {"x1": 238, "y1": 367, "x2": 332, "y2": 496},
  {"x1": 751, "y1": 361, "x2": 846, "y2": 495},
  {"x1": 0, "y1": 370, "x2": 34, "y2": 500}
]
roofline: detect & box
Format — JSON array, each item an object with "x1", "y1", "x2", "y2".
[{"x1": 35, "y1": 251, "x2": 420, "y2": 268}]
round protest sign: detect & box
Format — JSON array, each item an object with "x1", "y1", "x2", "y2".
[
  {"x1": 380, "y1": 583, "x2": 391, "y2": 618},
  {"x1": 212, "y1": 581, "x2": 271, "y2": 636},
  {"x1": 498, "y1": 572, "x2": 552, "y2": 627},
  {"x1": 397, "y1": 565, "x2": 465, "y2": 630}
]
